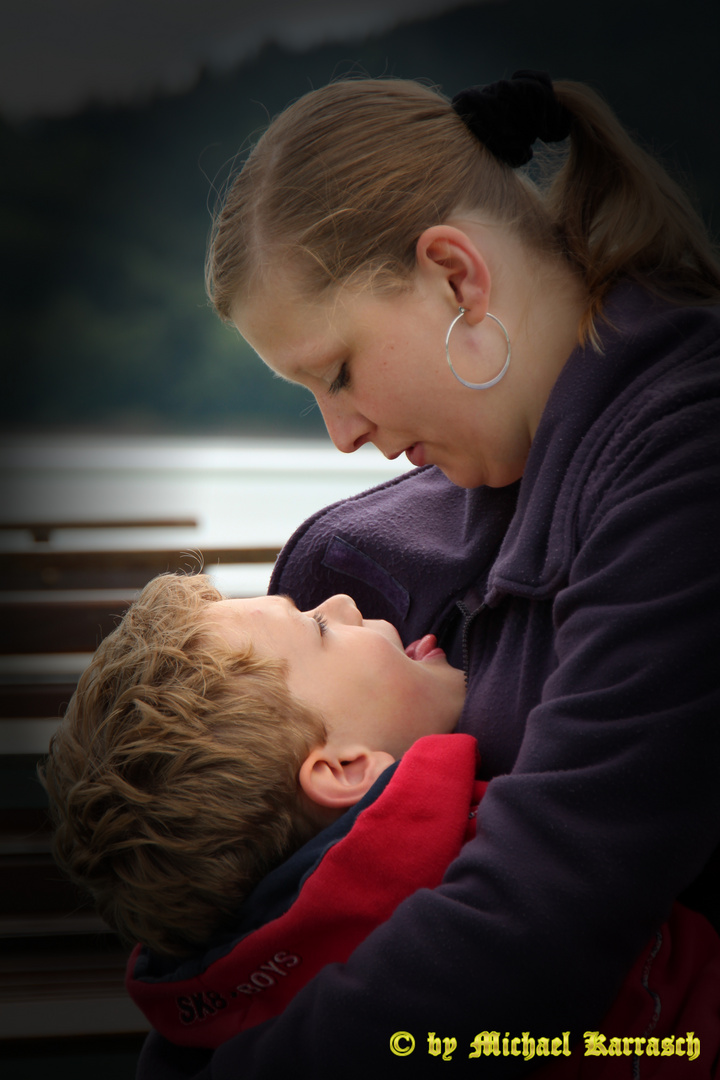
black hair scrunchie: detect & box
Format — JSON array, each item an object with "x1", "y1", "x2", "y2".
[{"x1": 451, "y1": 70, "x2": 572, "y2": 167}]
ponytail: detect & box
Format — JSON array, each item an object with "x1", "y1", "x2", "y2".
[{"x1": 549, "y1": 81, "x2": 720, "y2": 337}]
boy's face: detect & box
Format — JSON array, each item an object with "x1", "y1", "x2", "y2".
[{"x1": 205, "y1": 593, "x2": 466, "y2": 760}]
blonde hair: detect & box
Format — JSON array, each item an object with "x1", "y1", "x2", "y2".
[
  {"x1": 39, "y1": 573, "x2": 326, "y2": 957},
  {"x1": 207, "y1": 77, "x2": 720, "y2": 341}
]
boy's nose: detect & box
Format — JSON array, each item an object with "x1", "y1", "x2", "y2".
[{"x1": 318, "y1": 593, "x2": 363, "y2": 625}]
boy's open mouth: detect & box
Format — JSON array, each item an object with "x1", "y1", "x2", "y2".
[{"x1": 404, "y1": 634, "x2": 445, "y2": 661}]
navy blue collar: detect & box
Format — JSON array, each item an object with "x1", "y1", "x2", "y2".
[{"x1": 137, "y1": 761, "x2": 399, "y2": 982}]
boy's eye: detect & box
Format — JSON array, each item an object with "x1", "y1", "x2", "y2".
[
  {"x1": 328, "y1": 362, "x2": 350, "y2": 396},
  {"x1": 313, "y1": 611, "x2": 329, "y2": 636}
]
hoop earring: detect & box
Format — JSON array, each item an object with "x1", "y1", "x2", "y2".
[{"x1": 445, "y1": 307, "x2": 511, "y2": 390}]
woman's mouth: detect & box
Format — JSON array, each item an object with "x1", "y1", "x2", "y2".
[{"x1": 404, "y1": 634, "x2": 445, "y2": 661}]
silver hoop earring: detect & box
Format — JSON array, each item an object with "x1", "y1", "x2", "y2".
[{"x1": 445, "y1": 307, "x2": 511, "y2": 390}]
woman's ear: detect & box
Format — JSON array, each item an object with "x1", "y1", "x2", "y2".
[
  {"x1": 298, "y1": 745, "x2": 395, "y2": 809},
  {"x1": 415, "y1": 224, "x2": 491, "y2": 325}
]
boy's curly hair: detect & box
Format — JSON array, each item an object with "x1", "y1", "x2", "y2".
[{"x1": 39, "y1": 573, "x2": 327, "y2": 957}]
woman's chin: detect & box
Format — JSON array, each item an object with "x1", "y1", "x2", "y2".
[{"x1": 440, "y1": 458, "x2": 525, "y2": 490}]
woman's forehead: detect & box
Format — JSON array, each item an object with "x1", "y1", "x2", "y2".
[{"x1": 232, "y1": 283, "x2": 352, "y2": 375}]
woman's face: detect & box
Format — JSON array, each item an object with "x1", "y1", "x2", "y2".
[
  {"x1": 232, "y1": 272, "x2": 532, "y2": 489},
  {"x1": 204, "y1": 593, "x2": 465, "y2": 759}
]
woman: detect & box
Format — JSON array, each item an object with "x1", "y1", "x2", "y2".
[{"x1": 139, "y1": 73, "x2": 720, "y2": 1077}]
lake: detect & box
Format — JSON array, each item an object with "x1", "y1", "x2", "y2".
[{"x1": 0, "y1": 433, "x2": 411, "y2": 595}]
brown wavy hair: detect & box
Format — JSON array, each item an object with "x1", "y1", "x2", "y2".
[
  {"x1": 206, "y1": 77, "x2": 720, "y2": 343},
  {"x1": 39, "y1": 573, "x2": 326, "y2": 957}
]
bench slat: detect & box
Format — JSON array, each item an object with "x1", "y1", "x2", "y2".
[
  {"x1": 1, "y1": 545, "x2": 280, "y2": 590},
  {"x1": 0, "y1": 684, "x2": 77, "y2": 718},
  {"x1": 1, "y1": 518, "x2": 198, "y2": 542},
  {"x1": 1, "y1": 598, "x2": 132, "y2": 654}
]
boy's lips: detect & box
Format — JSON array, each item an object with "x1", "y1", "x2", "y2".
[
  {"x1": 405, "y1": 443, "x2": 426, "y2": 468},
  {"x1": 404, "y1": 634, "x2": 445, "y2": 661}
]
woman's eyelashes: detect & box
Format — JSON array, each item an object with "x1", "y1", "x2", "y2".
[
  {"x1": 312, "y1": 611, "x2": 329, "y2": 636},
  {"x1": 328, "y1": 362, "x2": 350, "y2": 396}
]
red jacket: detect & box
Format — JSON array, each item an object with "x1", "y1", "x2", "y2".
[{"x1": 128, "y1": 734, "x2": 485, "y2": 1044}]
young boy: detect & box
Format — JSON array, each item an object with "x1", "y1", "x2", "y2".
[
  {"x1": 40, "y1": 572, "x2": 471, "y2": 1026},
  {"x1": 41, "y1": 573, "x2": 720, "y2": 1073}
]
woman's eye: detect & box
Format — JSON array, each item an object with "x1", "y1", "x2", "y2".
[
  {"x1": 313, "y1": 611, "x2": 329, "y2": 636},
  {"x1": 328, "y1": 362, "x2": 350, "y2": 396}
]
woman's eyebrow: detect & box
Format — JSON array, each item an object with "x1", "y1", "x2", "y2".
[{"x1": 284, "y1": 345, "x2": 343, "y2": 383}]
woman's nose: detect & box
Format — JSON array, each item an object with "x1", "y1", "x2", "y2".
[{"x1": 318, "y1": 398, "x2": 373, "y2": 454}]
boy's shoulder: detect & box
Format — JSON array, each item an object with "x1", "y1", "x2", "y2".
[{"x1": 126, "y1": 734, "x2": 484, "y2": 1046}]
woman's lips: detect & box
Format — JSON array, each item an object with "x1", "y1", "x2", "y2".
[
  {"x1": 405, "y1": 443, "x2": 426, "y2": 468},
  {"x1": 404, "y1": 634, "x2": 445, "y2": 661}
]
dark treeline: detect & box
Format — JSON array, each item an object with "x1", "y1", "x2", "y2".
[{"x1": 2, "y1": 0, "x2": 719, "y2": 436}]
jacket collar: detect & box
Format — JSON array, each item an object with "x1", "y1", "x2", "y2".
[{"x1": 484, "y1": 283, "x2": 689, "y2": 604}]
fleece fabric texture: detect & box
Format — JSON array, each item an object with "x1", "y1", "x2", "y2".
[{"x1": 137, "y1": 284, "x2": 720, "y2": 1078}]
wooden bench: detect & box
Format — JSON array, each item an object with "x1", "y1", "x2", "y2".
[
  {"x1": 0, "y1": 531, "x2": 281, "y2": 1044},
  {"x1": 1, "y1": 544, "x2": 279, "y2": 592}
]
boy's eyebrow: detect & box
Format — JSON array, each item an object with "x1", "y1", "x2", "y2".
[{"x1": 278, "y1": 594, "x2": 299, "y2": 612}]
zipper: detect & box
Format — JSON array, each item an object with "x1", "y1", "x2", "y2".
[{"x1": 457, "y1": 599, "x2": 485, "y2": 687}]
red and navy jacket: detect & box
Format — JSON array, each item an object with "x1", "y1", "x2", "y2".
[{"x1": 127, "y1": 734, "x2": 486, "y2": 1046}]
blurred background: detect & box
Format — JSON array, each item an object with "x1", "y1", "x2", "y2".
[{"x1": 1, "y1": 2, "x2": 718, "y2": 1077}]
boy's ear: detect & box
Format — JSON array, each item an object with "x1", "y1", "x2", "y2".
[
  {"x1": 415, "y1": 224, "x2": 491, "y2": 325},
  {"x1": 298, "y1": 745, "x2": 395, "y2": 809}
]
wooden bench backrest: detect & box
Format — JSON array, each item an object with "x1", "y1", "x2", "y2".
[{"x1": 0, "y1": 527, "x2": 280, "y2": 1039}]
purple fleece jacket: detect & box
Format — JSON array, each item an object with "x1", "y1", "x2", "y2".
[{"x1": 137, "y1": 284, "x2": 720, "y2": 1078}]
